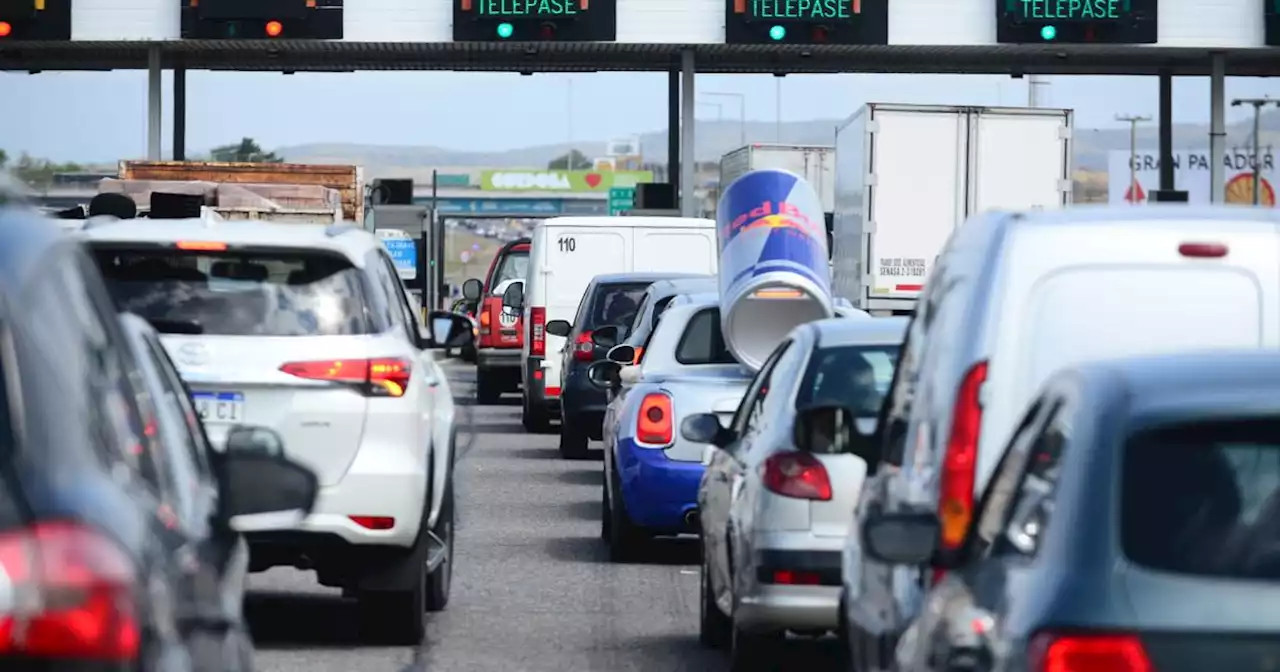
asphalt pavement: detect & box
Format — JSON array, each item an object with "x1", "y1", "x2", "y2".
[{"x1": 245, "y1": 359, "x2": 844, "y2": 672}]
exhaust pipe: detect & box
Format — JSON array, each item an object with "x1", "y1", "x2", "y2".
[{"x1": 684, "y1": 508, "x2": 700, "y2": 531}]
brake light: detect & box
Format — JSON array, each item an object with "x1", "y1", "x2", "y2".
[
  {"x1": 769, "y1": 570, "x2": 822, "y2": 585},
  {"x1": 479, "y1": 309, "x2": 491, "y2": 336},
  {"x1": 348, "y1": 516, "x2": 395, "y2": 530},
  {"x1": 936, "y1": 360, "x2": 988, "y2": 563},
  {"x1": 265, "y1": 19, "x2": 283, "y2": 37},
  {"x1": 0, "y1": 521, "x2": 140, "y2": 660},
  {"x1": 574, "y1": 331, "x2": 594, "y2": 362},
  {"x1": 530, "y1": 307, "x2": 546, "y2": 357},
  {"x1": 0, "y1": 22, "x2": 11, "y2": 38},
  {"x1": 761, "y1": 452, "x2": 832, "y2": 501},
  {"x1": 175, "y1": 240, "x2": 227, "y2": 251},
  {"x1": 1029, "y1": 632, "x2": 1152, "y2": 672},
  {"x1": 636, "y1": 392, "x2": 673, "y2": 445},
  {"x1": 633, "y1": 346, "x2": 644, "y2": 364},
  {"x1": 1178, "y1": 242, "x2": 1228, "y2": 258},
  {"x1": 279, "y1": 358, "x2": 413, "y2": 397}
]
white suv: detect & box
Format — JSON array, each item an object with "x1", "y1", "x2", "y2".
[{"x1": 80, "y1": 218, "x2": 472, "y2": 645}]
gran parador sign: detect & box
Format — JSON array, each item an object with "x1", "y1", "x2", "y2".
[{"x1": 479, "y1": 170, "x2": 653, "y2": 192}]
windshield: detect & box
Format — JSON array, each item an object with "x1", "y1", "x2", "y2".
[
  {"x1": 487, "y1": 249, "x2": 529, "y2": 294},
  {"x1": 91, "y1": 247, "x2": 373, "y2": 336},
  {"x1": 795, "y1": 344, "x2": 900, "y2": 415}
]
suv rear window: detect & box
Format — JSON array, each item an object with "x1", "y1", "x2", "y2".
[
  {"x1": 487, "y1": 249, "x2": 529, "y2": 294},
  {"x1": 675, "y1": 308, "x2": 736, "y2": 365},
  {"x1": 795, "y1": 345, "x2": 900, "y2": 414},
  {"x1": 584, "y1": 282, "x2": 649, "y2": 330},
  {"x1": 1122, "y1": 417, "x2": 1280, "y2": 580},
  {"x1": 91, "y1": 247, "x2": 373, "y2": 337}
]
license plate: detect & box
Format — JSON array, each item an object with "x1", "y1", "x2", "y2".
[{"x1": 192, "y1": 392, "x2": 246, "y2": 424}]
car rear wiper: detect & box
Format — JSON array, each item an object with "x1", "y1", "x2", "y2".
[{"x1": 146, "y1": 318, "x2": 204, "y2": 335}]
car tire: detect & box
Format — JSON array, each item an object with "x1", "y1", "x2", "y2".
[
  {"x1": 607, "y1": 469, "x2": 647, "y2": 562},
  {"x1": 476, "y1": 370, "x2": 502, "y2": 405},
  {"x1": 558, "y1": 423, "x2": 590, "y2": 459},
  {"x1": 522, "y1": 396, "x2": 553, "y2": 433},
  {"x1": 699, "y1": 546, "x2": 731, "y2": 649},
  {"x1": 355, "y1": 558, "x2": 426, "y2": 646},
  {"x1": 425, "y1": 480, "x2": 455, "y2": 613},
  {"x1": 728, "y1": 622, "x2": 783, "y2": 672}
]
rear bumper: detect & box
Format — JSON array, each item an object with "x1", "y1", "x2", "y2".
[
  {"x1": 617, "y1": 438, "x2": 703, "y2": 531},
  {"x1": 477, "y1": 346, "x2": 522, "y2": 370},
  {"x1": 737, "y1": 538, "x2": 844, "y2": 632}
]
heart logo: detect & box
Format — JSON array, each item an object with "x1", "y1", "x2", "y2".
[{"x1": 584, "y1": 173, "x2": 603, "y2": 188}]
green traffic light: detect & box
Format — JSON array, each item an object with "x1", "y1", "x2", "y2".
[
  {"x1": 768, "y1": 25, "x2": 786, "y2": 41},
  {"x1": 496, "y1": 22, "x2": 514, "y2": 39},
  {"x1": 1040, "y1": 25, "x2": 1057, "y2": 40}
]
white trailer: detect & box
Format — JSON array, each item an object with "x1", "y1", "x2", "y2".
[
  {"x1": 832, "y1": 103, "x2": 1073, "y2": 315},
  {"x1": 719, "y1": 144, "x2": 836, "y2": 213}
]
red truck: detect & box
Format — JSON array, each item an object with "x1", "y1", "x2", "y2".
[{"x1": 465, "y1": 238, "x2": 531, "y2": 404}]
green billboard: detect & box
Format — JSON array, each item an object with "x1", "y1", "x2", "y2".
[{"x1": 480, "y1": 169, "x2": 653, "y2": 192}]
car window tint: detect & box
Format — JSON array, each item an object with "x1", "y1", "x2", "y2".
[
  {"x1": 675, "y1": 308, "x2": 736, "y2": 365},
  {"x1": 374, "y1": 253, "x2": 419, "y2": 343},
  {"x1": 652, "y1": 296, "x2": 677, "y2": 328},
  {"x1": 732, "y1": 340, "x2": 791, "y2": 437},
  {"x1": 488, "y1": 249, "x2": 529, "y2": 293},
  {"x1": 795, "y1": 345, "x2": 900, "y2": 415},
  {"x1": 586, "y1": 283, "x2": 650, "y2": 330},
  {"x1": 364, "y1": 250, "x2": 400, "y2": 333},
  {"x1": 1123, "y1": 417, "x2": 1280, "y2": 580},
  {"x1": 91, "y1": 246, "x2": 374, "y2": 336},
  {"x1": 630, "y1": 293, "x2": 651, "y2": 334}
]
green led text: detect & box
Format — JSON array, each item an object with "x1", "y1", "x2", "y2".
[
  {"x1": 751, "y1": 0, "x2": 851, "y2": 20},
  {"x1": 478, "y1": 0, "x2": 578, "y2": 17},
  {"x1": 1017, "y1": 0, "x2": 1124, "y2": 20}
]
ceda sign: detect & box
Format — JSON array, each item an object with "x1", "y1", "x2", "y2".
[{"x1": 479, "y1": 170, "x2": 653, "y2": 192}]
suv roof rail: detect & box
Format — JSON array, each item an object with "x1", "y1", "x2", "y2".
[{"x1": 325, "y1": 223, "x2": 361, "y2": 237}]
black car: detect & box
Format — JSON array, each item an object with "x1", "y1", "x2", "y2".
[
  {"x1": 854, "y1": 351, "x2": 1280, "y2": 672},
  {"x1": 0, "y1": 205, "x2": 317, "y2": 670},
  {"x1": 546, "y1": 272, "x2": 702, "y2": 459}
]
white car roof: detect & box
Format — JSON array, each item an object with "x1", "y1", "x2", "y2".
[
  {"x1": 77, "y1": 218, "x2": 380, "y2": 265},
  {"x1": 810, "y1": 316, "x2": 909, "y2": 347}
]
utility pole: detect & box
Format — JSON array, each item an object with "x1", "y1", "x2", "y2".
[
  {"x1": 1027, "y1": 75, "x2": 1049, "y2": 108},
  {"x1": 1116, "y1": 114, "x2": 1151, "y2": 205},
  {"x1": 1231, "y1": 96, "x2": 1280, "y2": 205}
]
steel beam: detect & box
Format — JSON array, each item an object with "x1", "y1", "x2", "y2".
[
  {"x1": 679, "y1": 49, "x2": 696, "y2": 217},
  {"x1": 147, "y1": 46, "x2": 162, "y2": 160}
]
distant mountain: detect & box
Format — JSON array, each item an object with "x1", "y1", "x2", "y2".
[{"x1": 274, "y1": 109, "x2": 1280, "y2": 174}]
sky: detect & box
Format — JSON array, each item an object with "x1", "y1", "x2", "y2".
[{"x1": 2, "y1": 70, "x2": 1278, "y2": 163}]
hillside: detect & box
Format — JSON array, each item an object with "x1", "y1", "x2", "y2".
[{"x1": 277, "y1": 110, "x2": 1280, "y2": 173}]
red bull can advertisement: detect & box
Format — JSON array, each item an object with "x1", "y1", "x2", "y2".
[{"x1": 715, "y1": 169, "x2": 834, "y2": 371}]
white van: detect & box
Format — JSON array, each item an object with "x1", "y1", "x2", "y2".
[
  {"x1": 510, "y1": 216, "x2": 718, "y2": 432},
  {"x1": 845, "y1": 204, "x2": 1280, "y2": 672}
]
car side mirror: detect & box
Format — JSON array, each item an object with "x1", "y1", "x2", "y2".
[
  {"x1": 215, "y1": 430, "x2": 318, "y2": 520},
  {"x1": 586, "y1": 360, "x2": 622, "y2": 390},
  {"x1": 425, "y1": 310, "x2": 475, "y2": 349},
  {"x1": 592, "y1": 325, "x2": 620, "y2": 348},
  {"x1": 680, "y1": 413, "x2": 734, "y2": 449},
  {"x1": 501, "y1": 281, "x2": 524, "y2": 312},
  {"x1": 606, "y1": 344, "x2": 636, "y2": 364},
  {"x1": 793, "y1": 404, "x2": 880, "y2": 472},
  {"x1": 462, "y1": 278, "x2": 483, "y2": 302},
  {"x1": 545, "y1": 319, "x2": 572, "y2": 338},
  {"x1": 861, "y1": 510, "x2": 940, "y2": 566}
]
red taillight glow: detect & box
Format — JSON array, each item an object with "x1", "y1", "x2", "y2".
[
  {"x1": 0, "y1": 22, "x2": 12, "y2": 38},
  {"x1": 479, "y1": 308, "x2": 492, "y2": 335},
  {"x1": 265, "y1": 20, "x2": 284, "y2": 37},
  {"x1": 175, "y1": 240, "x2": 227, "y2": 251},
  {"x1": 770, "y1": 570, "x2": 821, "y2": 585},
  {"x1": 636, "y1": 392, "x2": 673, "y2": 445},
  {"x1": 0, "y1": 521, "x2": 140, "y2": 661},
  {"x1": 349, "y1": 516, "x2": 395, "y2": 530},
  {"x1": 761, "y1": 452, "x2": 832, "y2": 501},
  {"x1": 937, "y1": 360, "x2": 988, "y2": 559},
  {"x1": 1178, "y1": 242, "x2": 1228, "y2": 258},
  {"x1": 279, "y1": 358, "x2": 413, "y2": 397},
  {"x1": 530, "y1": 307, "x2": 546, "y2": 357},
  {"x1": 574, "y1": 331, "x2": 594, "y2": 362},
  {"x1": 1029, "y1": 632, "x2": 1152, "y2": 672}
]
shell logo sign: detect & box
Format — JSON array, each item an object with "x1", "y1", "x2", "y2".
[{"x1": 1225, "y1": 174, "x2": 1276, "y2": 206}]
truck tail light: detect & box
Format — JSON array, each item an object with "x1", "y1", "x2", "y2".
[{"x1": 530, "y1": 307, "x2": 546, "y2": 357}]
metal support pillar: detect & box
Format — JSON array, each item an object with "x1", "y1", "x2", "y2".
[
  {"x1": 667, "y1": 68, "x2": 680, "y2": 189},
  {"x1": 1209, "y1": 55, "x2": 1226, "y2": 203},
  {"x1": 173, "y1": 64, "x2": 187, "y2": 161},
  {"x1": 147, "y1": 46, "x2": 163, "y2": 161},
  {"x1": 1158, "y1": 71, "x2": 1174, "y2": 191},
  {"x1": 679, "y1": 50, "x2": 696, "y2": 217}
]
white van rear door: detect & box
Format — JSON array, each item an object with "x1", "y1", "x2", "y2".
[
  {"x1": 541, "y1": 225, "x2": 632, "y2": 386},
  {"x1": 632, "y1": 227, "x2": 718, "y2": 274}
]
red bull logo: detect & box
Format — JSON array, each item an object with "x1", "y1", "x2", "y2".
[{"x1": 723, "y1": 200, "x2": 822, "y2": 240}]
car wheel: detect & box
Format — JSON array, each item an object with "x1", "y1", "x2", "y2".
[
  {"x1": 356, "y1": 559, "x2": 426, "y2": 645},
  {"x1": 558, "y1": 423, "x2": 590, "y2": 459},
  {"x1": 699, "y1": 543, "x2": 731, "y2": 649},
  {"x1": 522, "y1": 396, "x2": 552, "y2": 433},
  {"x1": 476, "y1": 370, "x2": 502, "y2": 405},
  {"x1": 425, "y1": 480, "x2": 454, "y2": 612},
  {"x1": 607, "y1": 469, "x2": 647, "y2": 562}
]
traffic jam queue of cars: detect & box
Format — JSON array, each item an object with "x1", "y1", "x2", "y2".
[
  {"x1": 465, "y1": 165, "x2": 1280, "y2": 672},
  {"x1": 0, "y1": 180, "x2": 476, "y2": 669}
]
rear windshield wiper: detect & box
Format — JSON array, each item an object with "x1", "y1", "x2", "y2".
[{"x1": 146, "y1": 318, "x2": 204, "y2": 335}]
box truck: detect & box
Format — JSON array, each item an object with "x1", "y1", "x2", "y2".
[
  {"x1": 719, "y1": 144, "x2": 835, "y2": 214},
  {"x1": 832, "y1": 104, "x2": 1073, "y2": 314}
]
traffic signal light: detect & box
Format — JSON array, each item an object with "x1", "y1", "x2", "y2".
[
  {"x1": 180, "y1": 0, "x2": 343, "y2": 40},
  {"x1": 0, "y1": 0, "x2": 72, "y2": 41},
  {"x1": 453, "y1": 0, "x2": 616, "y2": 42}
]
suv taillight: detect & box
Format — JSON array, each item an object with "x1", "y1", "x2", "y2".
[
  {"x1": 1028, "y1": 632, "x2": 1152, "y2": 672},
  {"x1": 934, "y1": 359, "x2": 988, "y2": 581},
  {"x1": 761, "y1": 452, "x2": 832, "y2": 500},
  {"x1": 0, "y1": 521, "x2": 140, "y2": 660},
  {"x1": 574, "y1": 331, "x2": 594, "y2": 362},
  {"x1": 636, "y1": 392, "x2": 673, "y2": 445},
  {"x1": 279, "y1": 358, "x2": 413, "y2": 397},
  {"x1": 530, "y1": 307, "x2": 546, "y2": 357},
  {"x1": 479, "y1": 308, "x2": 491, "y2": 336}
]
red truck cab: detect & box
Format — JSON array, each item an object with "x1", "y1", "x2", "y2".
[{"x1": 467, "y1": 238, "x2": 530, "y2": 403}]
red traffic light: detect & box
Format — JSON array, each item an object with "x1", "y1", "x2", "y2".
[
  {"x1": 265, "y1": 20, "x2": 284, "y2": 37},
  {"x1": 810, "y1": 25, "x2": 830, "y2": 43},
  {"x1": 0, "y1": 21, "x2": 12, "y2": 38},
  {"x1": 538, "y1": 22, "x2": 556, "y2": 40}
]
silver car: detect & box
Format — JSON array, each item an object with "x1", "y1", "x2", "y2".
[{"x1": 682, "y1": 316, "x2": 906, "y2": 670}]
